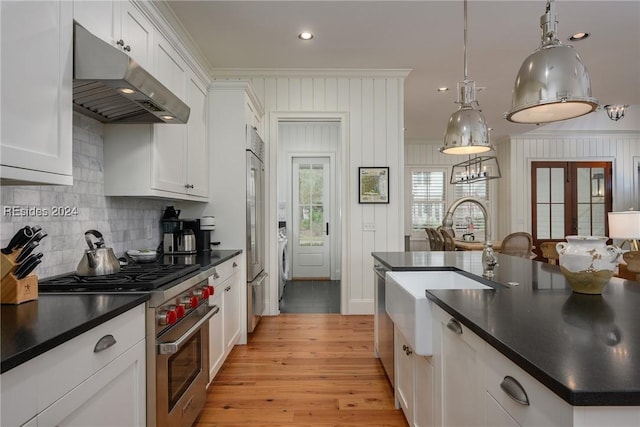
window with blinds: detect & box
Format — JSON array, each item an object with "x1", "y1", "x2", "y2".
[
  {"x1": 410, "y1": 170, "x2": 446, "y2": 234},
  {"x1": 453, "y1": 181, "x2": 488, "y2": 240}
]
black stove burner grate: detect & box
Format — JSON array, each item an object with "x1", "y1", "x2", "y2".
[{"x1": 39, "y1": 263, "x2": 201, "y2": 292}]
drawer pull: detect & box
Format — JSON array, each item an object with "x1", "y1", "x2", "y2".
[
  {"x1": 93, "y1": 334, "x2": 116, "y2": 353},
  {"x1": 233, "y1": 262, "x2": 238, "y2": 268},
  {"x1": 500, "y1": 376, "x2": 530, "y2": 406},
  {"x1": 446, "y1": 318, "x2": 463, "y2": 335}
]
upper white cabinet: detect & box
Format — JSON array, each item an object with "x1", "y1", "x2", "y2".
[
  {"x1": 74, "y1": 1, "x2": 153, "y2": 70},
  {"x1": 0, "y1": 0, "x2": 73, "y2": 185},
  {"x1": 73, "y1": 0, "x2": 118, "y2": 48},
  {"x1": 104, "y1": 71, "x2": 208, "y2": 201}
]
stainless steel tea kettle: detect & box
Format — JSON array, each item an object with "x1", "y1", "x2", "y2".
[{"x1": 76, "y1": 230, "x2": 121, "y2": 276}]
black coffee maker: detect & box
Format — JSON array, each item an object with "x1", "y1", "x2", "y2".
[{"x1": 182, "y1": 217, "x2": 215, "y2": 252}]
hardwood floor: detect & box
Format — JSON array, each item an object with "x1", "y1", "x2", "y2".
[{"x1": 195, "y1": 314, "x2": 409, "y2": 427}]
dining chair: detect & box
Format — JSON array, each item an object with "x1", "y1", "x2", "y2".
[
  {"x1": 440, "y1": 228, "x2": 456, "y2": 251},
  {"x1": 501, "y1": 232, "x2": 534, "y2": 258},
  {"x1": 540, "y1": 241, "x2": 560, "y2": 265},
  {"x1": 425, "y1": 228, "x2": 437, "y2": 251}
]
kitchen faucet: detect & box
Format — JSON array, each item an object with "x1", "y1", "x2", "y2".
[{"x1": 442, "y1": 197, "x2": 498, "y2": 278}]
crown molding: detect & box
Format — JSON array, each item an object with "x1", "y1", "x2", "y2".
[{"x1": 210, "y1": 68, "x2": 412, "y2": 79}]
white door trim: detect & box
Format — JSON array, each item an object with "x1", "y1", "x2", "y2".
[{"x1": 267, "y1": 112, "x2": 350, "y2": 315}]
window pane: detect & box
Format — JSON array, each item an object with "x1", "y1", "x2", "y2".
[
  {"x1": 537, "y1": 169, "x2": 550, "y2": 203},
  {"x1": 411, "y1": 170, "x2": 446, "y2": 231},
  {"x1": 577, "y1": 168, "x2": 591, "y2": 203},
  {"x1": 537, "y1": 204, "x2": 550, "y2": 239},
  {"x1": 577, "y1": 203, "x2": 591, "y2": 235},
  {"x1": 551, "y1": 204, "x2": 565, "y2": 239},
  {"x1": 592, "y1": 203, "x2": 605, "y2": 236},
  {"x1": 550, "y1": 168, "x2": 564, "y2": 203}
]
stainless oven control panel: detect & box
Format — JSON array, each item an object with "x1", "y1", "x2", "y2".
[{"x1": 155, "y1": 279, "x2": 214, "y2": 334}]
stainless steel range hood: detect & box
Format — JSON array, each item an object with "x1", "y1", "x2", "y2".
[{"x1": 73, "y1": 23, "x2": 190, "y2": 124}]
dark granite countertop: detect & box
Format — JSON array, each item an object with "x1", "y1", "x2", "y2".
[
  {"x1": 372, "y1": 251, "x2": 640, "y2": 406},
  {"x1": 1, "y1": 293, "x2": 149, "y2": 374},
  {"x1": 0, "y1": 250, "x2": 242, "y2": 375},
  {"x1": 161, "y1": 249, "x2": 242, "y2": 272}
]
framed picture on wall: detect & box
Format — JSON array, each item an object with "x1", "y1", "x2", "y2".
[{"x1": 359, "y1": 167, "x2": 389, "y2": 204}]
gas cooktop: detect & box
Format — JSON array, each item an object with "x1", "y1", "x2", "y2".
[{"x1": 38, "y1": 263, "x2": 201, "y2": 293}]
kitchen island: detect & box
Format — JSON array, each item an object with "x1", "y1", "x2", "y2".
[{"x1": 373, "y1": 251, "x2": 640, "y2": 425}]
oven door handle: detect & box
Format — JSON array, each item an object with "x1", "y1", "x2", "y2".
[{"x1": 158, "y1": 305, "x2": 220, "y2": 355}]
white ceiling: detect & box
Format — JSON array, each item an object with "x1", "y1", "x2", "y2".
[{"x1": 162, "y1": 1, "x2": 640, "y2": 142}]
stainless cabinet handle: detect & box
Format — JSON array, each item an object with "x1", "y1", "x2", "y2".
[
  {"x1": 233, "y1": 262, "x2": 238, "y2": 268},
  {"x1": 94, "y1": 334, "x2": 116, "y2": 353},
  {"x1": 446, "y1": 318, "x2": 463, "y2": 335},
  {"x1": 405, "y1": 347, "x2": 412, "y2": 356},
  {"x1": 116, "y1": 39, "x2": 124, "y2": 46},
  {"x1": 225, "y1": 286, "x2": 231, "y2": 292},
  {"x1": 123, "y1": 45, "x2": 131, "y2": 52},
  {"x1": 500, "y1": 376, "x2": 530, "y2": 406}
]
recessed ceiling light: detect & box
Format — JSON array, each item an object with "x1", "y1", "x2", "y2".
[
  {"x1": 118, "y1": 88, "x2": 136, "y2": 94},
  {"x1": 298, "y1": 32, "x2": 314, "y2": 40},
  {"x1": 160, "y1": 115, "x2": 175, "y2": 121},
  {"x1": 437, "y1": 87, "x2": 449, "y2": 92},
  {"x1": 569, "y1": 32, "x2": 590, "y2": 41}
]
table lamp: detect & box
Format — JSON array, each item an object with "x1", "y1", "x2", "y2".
[{"x1": 608, "y1": 211, "x2": 640, "y2": 281}]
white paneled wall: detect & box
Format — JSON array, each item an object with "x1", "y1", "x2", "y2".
[{"x1": 214, "y1": 71, "x2": 408, "y2": 314}]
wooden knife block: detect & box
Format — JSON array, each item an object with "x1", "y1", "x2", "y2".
[
  {"x1": 1, "y1": 251, "x2": 19, "y2": 280},
  {"x1": 1, "y1": 271, "x2": 38, "y2": 304}
]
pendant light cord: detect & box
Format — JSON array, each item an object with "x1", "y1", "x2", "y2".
[{"x1": 463, "y1": 0, "x2": 468, "y2": 80}]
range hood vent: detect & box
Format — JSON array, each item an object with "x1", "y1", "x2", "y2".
[{"x1": 73, "y1": 23, "x2": 190, "y2": 124}]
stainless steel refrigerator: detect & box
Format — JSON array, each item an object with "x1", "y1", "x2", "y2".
[{"x1": 246, "y1": 125, "x2": 266, "y2": 333}]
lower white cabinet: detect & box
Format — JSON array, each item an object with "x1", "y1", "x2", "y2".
[
  {"x1": 208, "y1": 255, "x2": 242, "y2": 382},
  {"x1": 394, "y1": 327, "x2": 435, "y2": 427},
  {"x1": 36, "y1": 340, "x2": 146, "y2": 427},
  {"x1": 0, "y1": 304, "x2": 146, "y2": 427},
  {"x1": 432, "y1": 304, "x2": 486, "y2": 427}
]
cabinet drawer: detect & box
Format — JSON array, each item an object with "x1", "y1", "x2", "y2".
[
  {"x1": 37, "y1": 304, "x2": 145, "y2": 411},
  {"x1": 209, "y1": 255, "x2": 241, "y2": 287},
  {"x1": 485, "y1": 345, "x2": 572, "y2": 426}
]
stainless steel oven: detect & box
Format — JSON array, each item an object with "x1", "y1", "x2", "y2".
[
  {"x1": 156, "y1": 297, "x2": 218, "y2": 427},
  {"x1": 39, "y1": 262, "x2": 219, "y2": 427},
  {"x1": 374, "y1": 263, "x2": 394, "y2": 386},
  {"x1": 149, "y1": 274, "x2": 220, "y2": 427}
]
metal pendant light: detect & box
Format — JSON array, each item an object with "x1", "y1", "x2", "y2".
[
  {"x1": 506, "y1": 0, "x2": 598, "y2": 124},
  {"x1": 441, "y1": 0, "x2": 492, "y2": 155}
]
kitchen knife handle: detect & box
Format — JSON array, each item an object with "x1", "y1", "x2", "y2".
[{"x1": 15, "y1": 241, "x2": 39, "y2": 264}]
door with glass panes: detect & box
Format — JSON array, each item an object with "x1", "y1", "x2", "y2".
[
  {"x1": 292, "y1": 157, "x2": 331, "y2": 278},
  {"x1": 531, "y1": 161, "x2": 612, "y2": 258}
]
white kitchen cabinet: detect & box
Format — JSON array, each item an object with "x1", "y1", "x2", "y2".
[
  {"x1": 414, "y1": 354, "x2": 435, "y2": 427},
  {"x1": 0, "y1": 304, "x2": 146, "y2": 427},
  {"x1": 486, "y1": 392, "x2": 521, "y2": 427},
  {"x1": 74, "y1": 1, "x2": 153, "y2": 70},
  {"x1": 395, "y1": 328, "x2": 415, "y2": 425},
  {"x1": 208, "y1": 284, "x2": 225, "y2": 382},
  {"x1": 208, "y1": 255, "x2": 242, "y2": 383},
  {"x1": 153, "y1": 29, "x2": 188, "y2": 102},
  {"x1": 0, "y1": 0, "x2": 73, "y2": 185},
  {"x1": 485, "y1": 343, "x2": 573, "y2": 427},
  {"x1": 73, "y1": 0, "x2": 119, "y2": 47},
  {"x1": 36, "y1": 340, "x2": 146, "y2": 427},
  {"x1": 104, "y1": 70, "x2": 207, "y2": 201},
  {"x1": 223, "y1": 260, "x2": 242, "y2": 351},
  {"x1": 394, "y1": 326, "x2": 435, "y2": 427},
  {"x1": 432, "y1": 304, "x2": 486, "y2": 427}
]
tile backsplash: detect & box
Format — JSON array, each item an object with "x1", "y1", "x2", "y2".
[{"x1": 1, "y1": 113, "x2": 169, "y2": 278}]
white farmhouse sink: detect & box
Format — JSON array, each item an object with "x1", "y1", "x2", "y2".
[{"x1": 385, "y1": 271, "x2": 490, "y2": 356}]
